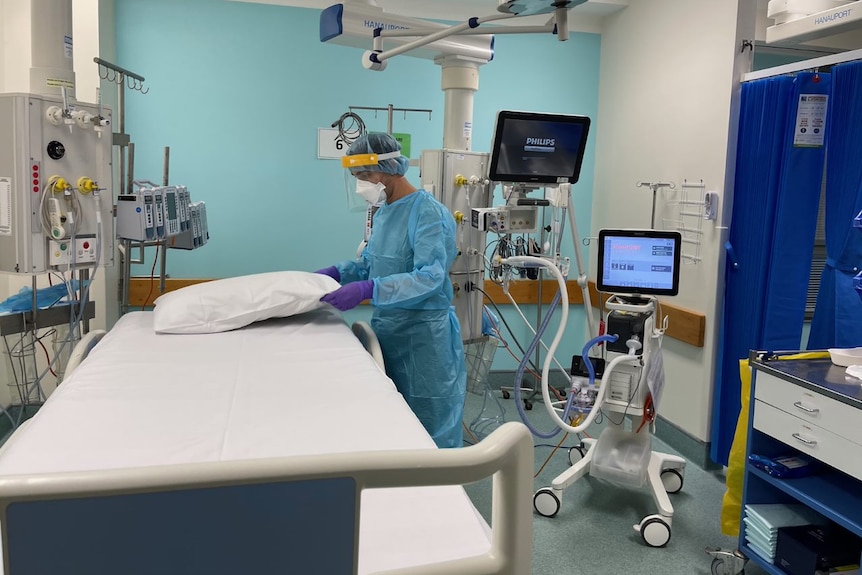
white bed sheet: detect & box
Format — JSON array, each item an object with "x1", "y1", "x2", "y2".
[{"x1": 0, "y1": 310, "x2": 491, "y2": 574}]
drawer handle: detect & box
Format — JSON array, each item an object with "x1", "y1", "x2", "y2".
[
  {"x1": 792, "y1": 433, "x2": 817, "y2": 446},
  {"x1": 793, "y1": 401, "x2": 820, "y2": 414}
]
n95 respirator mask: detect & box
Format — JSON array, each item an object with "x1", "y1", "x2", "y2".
[{"x1": 355, "y1": 179, "x2": 386, "y2": 204}]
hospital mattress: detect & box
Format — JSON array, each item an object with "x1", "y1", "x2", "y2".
[{"x1": 0, "y1": 310, "x2": 492, "y2": 573}]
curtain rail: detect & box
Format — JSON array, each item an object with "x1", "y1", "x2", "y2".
[{"x1": 743, "y1": 46, "x2": 862, "y2": 82}]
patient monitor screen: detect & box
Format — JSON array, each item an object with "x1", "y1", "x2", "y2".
[
  {"x1": 596, "y1": 230, "x2": 681, "y2": 296},
  {"x1": 488, "y1": 111, "x2": 590, "y2": 184}
]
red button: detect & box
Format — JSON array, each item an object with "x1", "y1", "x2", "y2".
[
  {"x1": 32, "y1": 179, "x2": 38, "y2": 186},
  {"x1": 83, "y1": 242, "x2": 90, "y2": 249},
  {"x1": 32, "y1": 165, "x2": 38, "y2": 171},
  {"x1": 32, "y1": 172, "x2": 38, "y2": 179},
  {"x1": 33, "y1": 186, "x2": 39, "y2": 193}
]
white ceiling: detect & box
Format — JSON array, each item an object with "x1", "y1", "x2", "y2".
[{"x1": 226, "y1": 0, "x2": 629, "y2": 32}]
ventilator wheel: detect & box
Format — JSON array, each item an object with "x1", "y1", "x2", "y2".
[
  {"x1": 710, "y1": 557, "x2": 745, "y2": 575},
  {"x1": 501, "y1": 389, "x2": 510, "y2": 399},
  {"x1": 637, "y1": 515, "x2": 671, "y2": 547},
  {"x1": 533, "y1": 488, "x2": 560, "y2": 518},
  {"x1": 661, "y1": 468, "x2": 684, "y2": 494},
  {"x1": 567, "y1": 445, "x2": 585, "y2": 466},
  {"x1": 524, "y1": 400, "x2": 533, "y2": 410},
  {"x1": 705, "y1": 547, "x2": 748, "y2": 575}
]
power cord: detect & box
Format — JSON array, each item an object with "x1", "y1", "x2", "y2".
[{"x1": 331, "y1": 111, "x2": 366, "y2": 145}]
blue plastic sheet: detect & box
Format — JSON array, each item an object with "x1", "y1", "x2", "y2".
[
  {"x1": 481, "y1": 306, "x2": 500, "y2": 336},
  {"x1": 0, "y1": 282, "x2": 79, "y2": 315}
]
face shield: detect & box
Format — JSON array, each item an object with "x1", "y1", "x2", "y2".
[{"x1": 341, "y1": 150, "x2": 402, "y2": 212}]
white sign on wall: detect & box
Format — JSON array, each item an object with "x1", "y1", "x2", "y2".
[{"x1": 317, "y1": 128, "x2": 349, "y2": 159}]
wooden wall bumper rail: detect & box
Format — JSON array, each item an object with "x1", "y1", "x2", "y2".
[
  {"x1": 130, "y1": 277, "x2": 706, "y2": 347},
  {"x1": 478, "y1": 280, "x2": 705, "y2": 348},
  {"x1": 128, "y1": 278, "x2": 211, "y2": 308}
]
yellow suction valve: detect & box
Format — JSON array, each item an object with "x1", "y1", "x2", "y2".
[
  {"x1": 77, "y1": 177, "x2": 98, "y2": 194},
  {"x1": 454, "y1": 175, "x2": 468, "y2": 187},
  {"x1": 50, "y1": 177, "x2": 70, "y2": 194}
]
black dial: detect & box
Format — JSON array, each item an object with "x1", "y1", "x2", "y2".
[{"x1": 47, "y1": 141, "x2": 65, "y2": 160}]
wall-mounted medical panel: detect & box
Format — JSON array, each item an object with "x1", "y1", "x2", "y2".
[
  {"x1": 421, "y1": 149, "x2": 491, "y2": 342},
  {"x1": 0, "y1": 93, "x2": 113, "y2": 274}
]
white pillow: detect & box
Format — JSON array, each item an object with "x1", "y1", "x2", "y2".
[{"x1": 153, "y1": 271, "x2": 341, "y2": 334}]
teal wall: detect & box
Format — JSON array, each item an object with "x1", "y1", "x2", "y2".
[{"x1": 116, "y1": 0, "x2": 601, "y2": 371}]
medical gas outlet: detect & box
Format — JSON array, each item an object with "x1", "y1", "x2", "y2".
[
  {"x1": 49, "y1": 177, "x2": 70, "y2": 194},
  {"x1": 49, "y1": 238, "x2": 98, "y2": 266}
]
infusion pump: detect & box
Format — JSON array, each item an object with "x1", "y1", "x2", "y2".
[
  {"x1": 0, "y1": 93, "x2": 113, "y2": 274},
  {"x1": 117, "y1": 185, "x2": 208, "y2": 250},
  {"x1": 117, "y1": 186, "x2": 189, "y2": 242}
]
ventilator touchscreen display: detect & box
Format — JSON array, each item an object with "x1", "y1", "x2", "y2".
[
  {"x1": 489, "y1": 111, "x2": 590, "y2": 184},
  {"x1": 596, "y1": 230, "x2": 681, "y2": 296}
]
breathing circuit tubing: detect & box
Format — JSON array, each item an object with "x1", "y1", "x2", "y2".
[
  {"x1": 503, "y1": 255, "x2": 642, "y2": 436},
  {"x1": 512, "y1": 289, "x2": 565, "y2": 438},
  {"x1": 512, "y1": 293, "x2": 620, "y2": 437}
]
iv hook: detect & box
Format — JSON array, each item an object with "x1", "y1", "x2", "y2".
[{"x1": 636, "y1": 181, "x2": 675, "y2": 229}]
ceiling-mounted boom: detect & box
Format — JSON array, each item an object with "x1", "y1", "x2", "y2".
[
  {"x1": 320, "y1": 3, "x2": 495, "y2": 66},
  {"x1": 320, "y1": 0, "x2": 586, "y2": 71}
]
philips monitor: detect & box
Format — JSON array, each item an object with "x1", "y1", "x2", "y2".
[
  {"x1": 596, "y1": 229, "x2": 682, "y2": 296},
  {"x1": 488, "y1": 110, "x2": 590, "y2": 184}
]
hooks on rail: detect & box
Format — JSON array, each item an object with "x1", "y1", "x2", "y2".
[
  {"x1": 636, "y1": 180, "x2": 676, "y2": 192},
  {"x1": 94, "y1": 58, "x2": 149, "y2": 94}
]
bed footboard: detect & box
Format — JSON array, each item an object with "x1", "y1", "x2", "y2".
[{"x1": 0, "y1": 422, "x2": 533, "y2": 575}]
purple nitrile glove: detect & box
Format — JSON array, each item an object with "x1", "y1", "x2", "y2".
[
  {"x1": 320, "y1": 280, "x2": 374, "y2": 312},
  {"x1": 315, "y1": 266, "x2": 341, "y2": 282}
]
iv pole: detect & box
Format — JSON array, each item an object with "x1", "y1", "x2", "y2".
[{"x1": 94, "y1": 57, "x2": 158, "y2": 316}]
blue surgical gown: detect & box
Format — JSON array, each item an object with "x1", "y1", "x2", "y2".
[{"x1": 336, "y1": 190, "x2": 466, "y2": 448}]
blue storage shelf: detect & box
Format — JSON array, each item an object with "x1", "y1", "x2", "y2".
[
  {"x1": 746, "y1": 464, "x2": 862, "y2": 536},
  {"x1": 739, "y1": 541, "x2": 784, "y2": 575}
]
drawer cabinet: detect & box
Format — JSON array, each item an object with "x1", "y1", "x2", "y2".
[
  {"x1": 753, "y1": 399, "x2": 862, "y2": 480},
  {"x1": 754, "y1": 371, "x2": 862, "y2": 444},
  {"x1": 740, "y1": 357, "x2": 862, "y2": 575}
]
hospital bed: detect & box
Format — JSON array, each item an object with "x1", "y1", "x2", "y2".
[{"x1": 0, "y1": 309, "x2": 533, "y2": 575}]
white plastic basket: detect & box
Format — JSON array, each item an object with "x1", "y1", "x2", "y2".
[{"x1": 464, "y1": 336, "x2": 498, "y2": 396}]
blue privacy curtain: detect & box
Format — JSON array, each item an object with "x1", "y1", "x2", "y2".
[
  {"x1": 711, "y1": 72, "x2": 830, "y2": 465},
  {"x1": 808, "y1": 61, "x2": 862, "y2": 349}
]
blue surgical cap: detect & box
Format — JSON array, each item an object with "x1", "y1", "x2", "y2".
[{"x1": 347, "y1": 132, "x2": 410, "y2": 176}]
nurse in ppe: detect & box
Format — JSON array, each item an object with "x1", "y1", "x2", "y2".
[{"x1": 315, "y1": 132, "x2": 466, "y2": 448}]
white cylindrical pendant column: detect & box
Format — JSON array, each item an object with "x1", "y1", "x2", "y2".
[
  {"x1": 30, "y1": 0, "x2": 75, "y2": 98},
  {"x1": 439, "y1": 57, "x2": 480, "y2": 151},
  {"x1": 1, "y1": 0, "x2": 32, "y2": 93}
]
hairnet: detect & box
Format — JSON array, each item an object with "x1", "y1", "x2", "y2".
[{"x1": 348, "y1": 132, "x2": 410, "y2": 176}]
